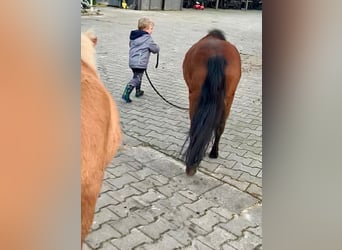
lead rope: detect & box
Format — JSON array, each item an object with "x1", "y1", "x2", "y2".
[{"x1": 145, "y1": 53, "x2": 189, "y2": 111}]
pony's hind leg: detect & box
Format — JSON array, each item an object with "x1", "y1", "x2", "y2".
[
  {"x1": 209, "y1": 119, "x2": 226, "y2": 158},
  {"x1": 210, "y1": 94, "x2": 235, "y2": 158}
]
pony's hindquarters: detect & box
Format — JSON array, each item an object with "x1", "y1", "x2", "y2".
[
  {"x1": 183, "y1": 29, "x2": 242, "y2": 176},
  {"x1": 81, "y1": 60, "x2": 121, "y2": 245},
  {"x1": 184, "y1": 55, "x2": 227, "y2": 176}
]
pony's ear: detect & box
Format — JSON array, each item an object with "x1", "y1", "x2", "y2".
[
  {"x1": 90, "y1": 36, "x2": 98, "y2": 46},
  {"x1": 85, "y1": 30, "x2": 97, "y2": 46}
]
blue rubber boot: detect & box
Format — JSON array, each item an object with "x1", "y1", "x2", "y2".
[
  {"x1": 135, "y1": 86, "x2": 144, "y2": 97},
  {"x1": 122, "y1": 85, "x2": 134, "y2": 103}
]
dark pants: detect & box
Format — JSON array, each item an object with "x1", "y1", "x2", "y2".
[{"x1": 128, "y1": 68, "x2": 145, "y2": 89}]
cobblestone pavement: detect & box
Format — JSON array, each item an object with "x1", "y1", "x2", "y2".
[{"x1": 82, "y1": 6, "x2": 262, "y2": 250}]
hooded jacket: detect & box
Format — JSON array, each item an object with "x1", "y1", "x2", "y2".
[{"x1": 129, "y1": 30, "x2": 160, "y2": 69}]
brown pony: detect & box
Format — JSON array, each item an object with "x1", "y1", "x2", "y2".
[
  {"x1": 81, "y1": 31, "x2": 122, "y2": 245},
  {"x1": 182, "y1": 29, "x2": 241, "y2": 176}
]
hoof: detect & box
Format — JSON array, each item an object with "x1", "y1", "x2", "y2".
[
  {"x1": 209, "y1": 151, "x2": 218, "y2": 158},
  {"x1": 186, "y1": 167, "x2": 197, "y2": 176}
]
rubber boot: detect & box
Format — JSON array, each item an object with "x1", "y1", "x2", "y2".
[
  {"x1": 135, "y1": 86, "x2": 144, "y2": 97},
  {"x1": 122, "y1": 84, "x2": 134, "y2": 103}
]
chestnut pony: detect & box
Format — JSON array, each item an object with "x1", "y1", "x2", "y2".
[
  {"x1": 81, "y1": 31, "x2": 122, "y2": 245},
  {"x1": 182, "y1": 29, "x2": 241, "y2": 176}
]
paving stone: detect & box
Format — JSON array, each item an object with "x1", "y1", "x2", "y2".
[
  {"x1": 205, "y1": 157, "x2": 236, "y2": 170},
  {"x1": 107, "y1": 185, "x2": 141, "y2": 202},
  {"x1": 184, "y1": 239, "x2": 214, "y2": 250},
  {"x1": 221, "y1": 144, "x2": 248, "y2": 157},
  {"x1": 92, "y1": 207, "x2": 120, "y2": 230},
  {"x1": 209, "y1": 206, "x2": 235, "y2": 221},
  {"x1": 199, "y1": 160, "x2": 221, "y2": 172},
  {"x1": 228, "y1": 153, "x2": 253, "y2": 166},
  {"x1": 242, "y1": 128, "x2": 262, "y2": 137},
  {"x1": 203, "y1": 184, "x2": 259, "y2": 214},
  {"x1": 172, "y1": 172, "x2": 222, "y2": 195},
  {"x1": 257, "y1": 170, "x2": 262, "y2": 178},
  {"x1": 106, "y1": 163, "x2": 137, "y2": 177},
  {"x1": 197, "y1": 226, "x2": 237, "y2": 249},
  {"x1": 214, "y1": 165, "x2": 243, "y2": 179},
  {"x1": 244, "y1": 151, "x2": 262, "y2": 162},
  {"x1": 130, "y1": 146, "x2": 164, "y2": 163},
  {"x1": 166, "y1": 143, "x2": 182, "y2": 152},
  {"x1": 107, "y1": 197, "x2": 147, "y2": 218},
  {"x1": 245, "y1": 139, "x2": 258, "y2": 146},
  {"x1": 178, "y1": 189, "x2": 199, "y2": 201},
  {"x1": 95, "y1": 192, "x2": 120, "y2": 212},
  {"x1": 162, "y1": 206, "x2": 199, "y2": 227},
  {"x1": 221, "y1": 243, "x2": 238, "y2": 250},
  {"x1": 109, "y1": 213, "x2": 149, "y2": 235},
  {"x1": 101, "y1": 179, "x2": 118, "y2": 193},
  {"x1": 130, "y1": 176, "x2": 165, "y2": 193},
  {"x1": 109, "y1": 173, "x2": 139, "y2": 189},
  {"x1": 103, "y1": 170, "x2": 115, "y2": 181},
  {"x1": 190, "y1": 210, "x2": 227, "y2": 232},
  {"x1": 219, "y1": 214, "x2": 257, "y2": 237},
  {"x1": 246, "y1": 225, "x2": 262, "y2": 238},
  {"x1": 248, "y1": 159, "x2": 262, "y2": 169},
  {"x1": 138, "y1": 217, "x2": 177, "y2": 240},
  {"x1": 200, "y1": 170, "x2": 225, "y2": 181},
  {"x1": 145, "y1": 124, "x2": 168, "y2": 134},
  {"x1": 133, "y1": 189, "x2": 166, "y2": 206},
  {"x1": 137, "y1": 233, "x2": 184, "y2": 250},
  {"x1": 122, "y1": 134, "x2": 143, "y2": 147},
  {"x1": 98, "y1": 242, "x2": 119, "y2": 250},
  {"x1": 166, "y1": 228, "x2": 193, "y2": 246},
  {"x1": 128, "y1": 167, "x2": 160, "y2": 181},
  {"x1": 238, "y1": 172, "x2": 262, "y2": 187},
  {"x1": 228, "y1": 231, "x2": 262, "y2": 250},
  {"x1": 146, "y1": 139, "x2": 167, "y2": 150},
  {"x1": 131, "y1": 126, "x2": 151, "y2": 136},
  {"x1": 85, "y1": 224, "x2": 121, "y2": 249},
  {"x1": 150, "y1": 174, "x2": 169, "y2": 185},
  {"x1": 246, "y1": 183, "x2": 262, "y2": 200},
  {"x1": 221, "y1": 175, "x2": 250, "y2": 191},
  {"x1": 241, "y1": 203, "x2": 262, "y2": 226},
  {"x1": 151, "y1": 192, "x2": 193, "y2": 215},
  {"x1": 240, "y1": 144, "x2": 262, "y2": 155},
  {"x1": 147, "y1": 157, "x2": 185, "y2": 177},
  {"x1": 184, "y1": 197, "x2": 218, "y2": 216},
  {"x1": 254, "y1": 141, "x2": 262, "y2": 148},
  {"x1": 111, "y1": 228, "x2": 152, "y2": 249},
  {"x1": 132, "y1": 206, "x2": 164, "y2": 224},
  {"x1": 156, "y1": 184, "x2": 178, "y2": 197},
  {"x1": 233, "y1": 162, "x2": 260, "y2": 176}
]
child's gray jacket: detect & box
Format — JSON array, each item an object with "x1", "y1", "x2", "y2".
[{"x1": 129, "y1": 30, "x2": 160, "y2": 69}]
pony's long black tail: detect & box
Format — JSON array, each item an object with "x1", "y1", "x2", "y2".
[{"x1": 184, "y1": 55, "x2": 227, "y2": 172}]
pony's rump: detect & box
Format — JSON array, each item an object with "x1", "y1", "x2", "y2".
[{"x1": 182, "y1": 29, "x2": 241, "y2": 176}]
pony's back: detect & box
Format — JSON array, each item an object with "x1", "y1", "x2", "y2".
[{"x1": 81, "y1": 31, "x2": 122, "y2": 245}]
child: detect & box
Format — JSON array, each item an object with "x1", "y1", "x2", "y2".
[{"x1": 122, "y1": 17, "x2": 160, "y2": 103}]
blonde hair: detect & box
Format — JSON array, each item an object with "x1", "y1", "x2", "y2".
[{"x1": 138, "y1": 17, "x2": 154, "y2": 30}]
